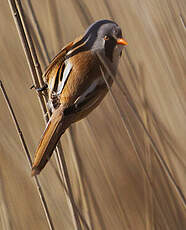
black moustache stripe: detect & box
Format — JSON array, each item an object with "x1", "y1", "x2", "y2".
[{"x1": 104, "y1": 38, "x2": 116, "y2": 62}]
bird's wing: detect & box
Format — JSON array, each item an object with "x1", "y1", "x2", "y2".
[
  {"x1": 43, "y1": 36, "x2": 83, "y2": 94},
  {"x1": 43, "y1": 41, "x2": 74, "y2": 94},
  {"x1": 43, "y1": 41, "x2": 73, "y2": 82}
]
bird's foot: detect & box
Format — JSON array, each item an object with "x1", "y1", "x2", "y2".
[{"x1": 30, "y1": 83, "x2": 48, "y2": 92}]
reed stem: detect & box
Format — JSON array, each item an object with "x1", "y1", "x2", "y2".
[{"x1": 0, "y1": 80, "x2": 55, "y2": 230}]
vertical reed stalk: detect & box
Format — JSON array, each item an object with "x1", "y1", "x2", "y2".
[
  {"x1": 0, "y1": 80, "x2": 55, "y2": 230},
  {"x1": 7, "y1": 0, "x2": 82, "y2": 229},
  {"x1": 98, "y1": 63, "x2": 171, "y2": 228},
  {"x1": 98, "y1": 53, "x2": 186, "y2": 207},
  {"x1": 0, "y1": 170, "x2": 12, "y2": 230},
  {"x1": 7, "y1": 0, "x2": 48, "y2": 120},
  {"x1": 26, "y1": 0, "x2": 50, "y2": 63}
]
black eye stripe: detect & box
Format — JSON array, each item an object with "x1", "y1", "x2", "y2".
[{"x1": 104, "y1": 37, "x2": 116, "y2": 62}]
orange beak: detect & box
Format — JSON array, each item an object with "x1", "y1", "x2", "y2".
[{"x1": 117, "y1": 38, "x2": 128, "y2": 46}]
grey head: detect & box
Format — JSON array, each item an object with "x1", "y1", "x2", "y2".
[{"x1": 71, "y1": 20, "x2": 127, "y2": 64}]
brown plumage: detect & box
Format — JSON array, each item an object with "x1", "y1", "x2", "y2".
[{"x1": 32, "y1": 20, "x2": 127, "y2": 176}]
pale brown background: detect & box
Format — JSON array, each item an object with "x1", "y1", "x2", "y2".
[{"x1": 0, "y1": 0, "x2": 186, "y2": 229}]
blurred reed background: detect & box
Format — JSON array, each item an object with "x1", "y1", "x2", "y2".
[{"x1": 0, "y1": 0, "x2": 186, "y2": 229}]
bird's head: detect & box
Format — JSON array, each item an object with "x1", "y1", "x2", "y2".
[{"x1": 83, "y1": 19, "x2": 128, "y2": 62}]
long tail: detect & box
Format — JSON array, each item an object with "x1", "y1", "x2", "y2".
[{"x1": 32, "y1": 106, "x2": 67, "y2": 176}]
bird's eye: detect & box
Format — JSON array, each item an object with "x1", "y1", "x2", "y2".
[{"x1": 104, "y1": 35, "x2": 109, "y2": 40}]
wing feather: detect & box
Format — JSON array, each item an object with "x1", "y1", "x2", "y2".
[
  {"x1": 43, "y1": 41, "x2": 73, "y2": 83},
  {"x1": 57, "y1": 61, "x2": 73, "y2": 95},
  {"x1": 42, "y1": 36, "x2": 83, "y2": 96}
]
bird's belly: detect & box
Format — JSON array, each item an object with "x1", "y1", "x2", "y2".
[{"x1": 70, "y1": 76, "x2": 113, "y2": 123}]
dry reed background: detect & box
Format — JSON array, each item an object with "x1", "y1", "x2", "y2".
[{"x1": 0, "y1": 0, "x2": 186, "y2": 229}]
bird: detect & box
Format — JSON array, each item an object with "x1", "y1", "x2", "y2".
[{"x1": 31, "y1": 19, "x2": 128, "y2": 176}]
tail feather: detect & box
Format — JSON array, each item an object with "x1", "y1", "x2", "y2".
[{"x1": 32, "y1": 106, "x2": 66, "y2": 176}]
